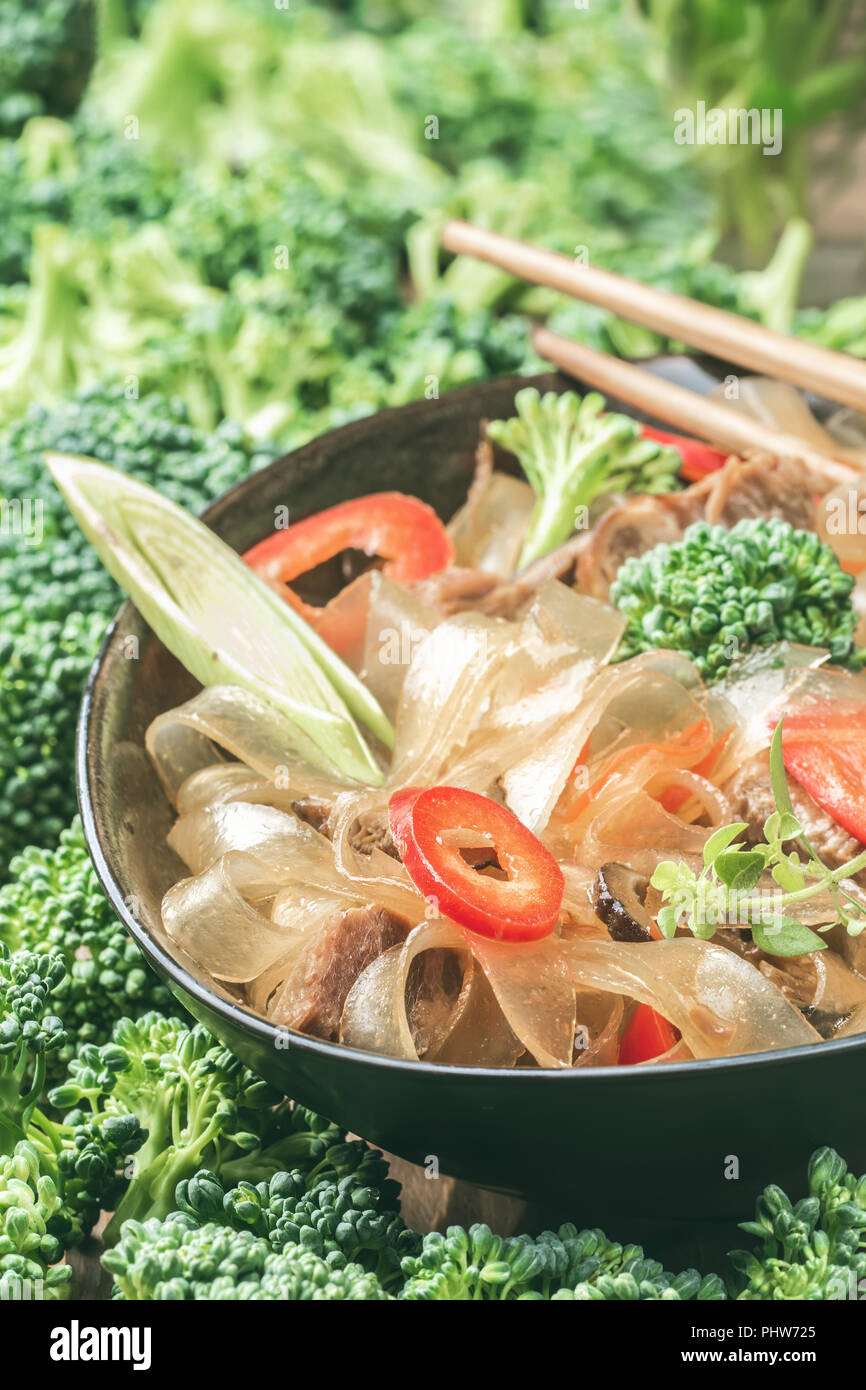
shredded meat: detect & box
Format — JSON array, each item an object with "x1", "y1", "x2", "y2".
[
  {"x1": 291, "y1": 796, "x2": 332, "y2": 836},
  {"x1": 292, "y1": 798, "x2": 397, "y2": 858},
  {"x1": 269, "y1": 904, "x2": 411, "y2": 1039},
  {"x1": 349, "y1": 808, "x2": 398, "y2": 857},
  {"x1": 411, "y1": 566, "x2": 505, "y2": 615},
  {"x1": 411, "y1": 533, "x2": 592, "y2": 621},
  {"x1": 577, "y1": 454, "x2": 819, "y2": 600}
]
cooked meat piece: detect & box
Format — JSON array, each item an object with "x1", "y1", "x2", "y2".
[
  {"x1": 410, "y1": 527, "x2": 593, "y2": 622},
  {"x1": 349, "y1": 807, "x2": 398, "y2": 858},
  {"x1": 724, "y1": 751, "x2": 864, "y2": 871},
  {"x1": 291, "y1": 798, "x2": 397, "y2": 858},
  {"x1": 704, "y1": 455, "x2": 816, "y2": 531},
  {"x1": 576, "y1": 453, "x2": 819, "y2": 600},
  {"x1": 291, "y1": 795, "x2": 333, "y2": 836},
  {"x1": 269, "y1": 904, "x2": 411, "y2": 1039},
  {"x1": 722, "y1": 754, "x2": 777, "y2": 843},
  {"x1": 411, "y1": 565, "x2": 504, "y2": 615},
  {"x1": 577, "y1": 493, "x2": 694, "y2": 598}
]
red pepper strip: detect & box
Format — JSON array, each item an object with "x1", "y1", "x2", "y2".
[
  {"x1": 658, "y1": 725, "x2": 734, "y2": 814},
  {"x1": 562, "y1": 718, "x2": 714, "y2": 825},
  {"x1": 618, "y1": 1004, "x2": 680, "y2": 1065},
  {"x1": 244, "y1": 491, "x2": 454, "y2": 648},
  {"x1": 778, "y1": 704, "x2": 866, "y2": 847},
  {"x1": 245, "y1": 492, "x2": 453, "y2": 586},
  {"x1": 641, "y1": 425, "x2": 730, "y2": 483},
  {"x1": 388, "y1": 785, "x2": 564, "y2": 942}
]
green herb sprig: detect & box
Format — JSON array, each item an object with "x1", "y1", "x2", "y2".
[{"x1": 650, "y1": 719, "x2": 866, "y2": 957}]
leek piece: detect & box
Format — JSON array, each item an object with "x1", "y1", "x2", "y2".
[{"x1": 48, "y1": 453, "x2": 393, "y2": 784}]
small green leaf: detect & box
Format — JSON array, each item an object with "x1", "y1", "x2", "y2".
[
  {"x1": 694, "y1": 916, "x2": 719, "y2": 941},
  {"x1": 650, "y1": 861, "x2": 686, "y2": 892},
  {"x1": 778, "y1": 812, "x2": 802, "y2": 842},
  {"x1": 763, "y1": 811, "x2": 781, "y2": 845},
  {"x1": 769, "y1": 718, "x2": 795, "y2": 817},
  {"x1": 772, "y1": 860, "x2": 806, "y2": 893},
  {"x1": 714, "y1": 850, "x2": 766, "y2": 891},
  {"x1": 656, "y1": 904, "x2": 681, "y2": 938},
  {"x1": 702, "y1": 822, "x2": 749, "y2": 867},
  {"x1": 752, "y1": 917, "x2": 828, "y2": 957}
]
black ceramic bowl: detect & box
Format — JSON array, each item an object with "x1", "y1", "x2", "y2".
[{"x1": 78, "y1": 363, "x2": 866, "y2": 1239}]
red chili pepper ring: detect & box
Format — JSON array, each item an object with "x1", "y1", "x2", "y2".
[{"x1": 389, "y1": 785, "x2": 564, "y2": 942}]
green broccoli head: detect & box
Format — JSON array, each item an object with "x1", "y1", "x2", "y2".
[
  {"x1": 400, "y1": 1221, "x2": 726, "y2": 1301},
  {"x1": 173, "y1": 1166, "x2": 418, "y2": 1293},
  {"x1": 611, "y1": 516, "x2": 863, "y2": 681},
  {"x1": 46, "y1": 1013, "x2": 363, "y2": 1243},
  {"x1": 487, "y1": 387, "x2": 682, "y2": 568},
  {"x1": 0, "y1": 941, "x2": 146, "y2": 1277},
  {"x1": 0, "y1": 943, "x2": 66, "y2": 1147},
  {"x1": 730, "y1": 1146, "x2": 866, "y2": 1300},
  {"x1": 0, "y1": 612, "x2": 108, "y2": 872},
  {"x1": 0, "y1": 818, "x2": 173, "y2": 1077},
  {"x1": 0, "y1": 1, "x2": 96, "y2": 137},
  {"x1": 0, "y1": 115, "x2": 176, "y2": 288},
  {"x1": 0, "y1": 1139, "x2": 66, "y2": 1267},
  {"x1": 104, "y1": 1217, "x2": 391, "y2": 1300},
  {"x1": 49, "y1": 1013, "x2": 280, "y2": 1237}
]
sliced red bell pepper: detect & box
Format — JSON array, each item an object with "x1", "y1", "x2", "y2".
[
  {"x1": 245, "y1": 491, "x2": 453, "y2": 586},
  {"x1": 618, "y1": 1004, "x2": 680, "y2": 1065},
  {"x1": 244, "y1": 491, "x2": 454, "y2": 651},
  {"x1": 641, "y1": 425, "x2": 730, "y2": 483},
  {"x1": 779, "y1": 704, "x2": 866, "y2": 847},
  {"x1": 388, "y1": 785, "x2": 564, "y2": 942}
]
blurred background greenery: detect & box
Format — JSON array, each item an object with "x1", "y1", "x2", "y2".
[{"x1": 2, "y1": 0, "x2": 866, "y2": 449}]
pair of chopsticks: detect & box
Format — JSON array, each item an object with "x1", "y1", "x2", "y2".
[{"x1": 440, "y1": 220, "x2": 866, "y2": 484}]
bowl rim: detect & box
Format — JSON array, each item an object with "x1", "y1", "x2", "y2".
[{"x1": 77, "y1": 372, "x2": 866, "y2": 1085}]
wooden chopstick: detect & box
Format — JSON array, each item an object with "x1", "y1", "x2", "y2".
[
  {"x1": 441, "y1": 219, "x2": 866, "y2": 416},
  {"x1": 532, "y1": 327, "x2": 859, "y2": 485}
]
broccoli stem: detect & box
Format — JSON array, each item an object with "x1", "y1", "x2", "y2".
[{"x1": 518, "y1": 420, "x2": 627, "y2": 567}]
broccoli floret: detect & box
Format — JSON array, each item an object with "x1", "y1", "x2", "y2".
[
  {"x1": 0, "y1": 612, "x2": 107, "y2": 870},
  {"x1": 167, "y1": 156, "x2": 408, "y2": 309},
  {"x1": 0, "y1": 945, "x2": 66, "y2": 1152},
  {"x1": 104, "y1": 1218, "x2": 391, "y2": 1300},
  {"x1": 400, "y1": 1221, "x2": 725, "y2": 1301},
  {"x1": 0, "y1": 132, "x2": 68, "y2": 286},
  {"x1": 610, "y1": 517, "x2": 863, "y2": 682},
  {"x1": 0, "y1": 819, "x2": 173, "y2": 1077},
  {"x1": 399, "y1": 1224, "x2": 550, "y2": 1300},
  {"x1": 0, "y1": 223, "x2": 90, "y2": 422},
  {"x1": 0, "y1": 2, "x2": 96, "y2": 137},
  {"x1": 730, "y1": 1147, "x2": 866, "y2": 1300},
  {"x1": 48, "y1": 1013, "x2": 374, "y2": 1243},
  {"x1": 172, "y1": 1166, "x2": 418, "y2": 1293},
  {"x1": 0, "y1": 942, "x2": 146, "y2": 1290},
  {"x1": 0, "y1": 382, "x2": 273, "y2": 868},
  {"x1": 1, "y1": 1248, "x2": 72, "y2": 1300},
  {"x1": 0, "y1": 1140, "x2": 67, "y2": 1268},
  {"x1": 487, "y1": 387, "x2": 682, "y2": 568},
  {"x1": 796, "y1": 296, "x2": 866, "y2": 358},
  {"x1": 0, "y1": 116, "x2": 176, "y2": 287}
]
